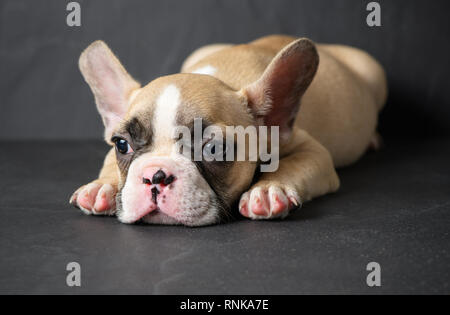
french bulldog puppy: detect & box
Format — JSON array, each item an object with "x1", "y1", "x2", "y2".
[{"x1": 69, "y1": 35, "x2": 387, "y2": 226}]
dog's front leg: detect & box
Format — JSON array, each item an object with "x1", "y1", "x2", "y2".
[
  {"x1": 239, "y1": 130, "x2": 340, "y2": 219},
  {"x1": 70, "y1": 148, "x2": 119, "y2": 215}
]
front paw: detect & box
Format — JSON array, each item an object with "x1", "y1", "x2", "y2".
[
  {"x1": 238, "y1": 184, "x2": 301, "y2": 220},
  {"x1": 69, "y1": 182, "x2": 117, "y2": 216}
]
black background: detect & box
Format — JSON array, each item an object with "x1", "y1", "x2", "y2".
[{"x1": 1, "y1": 0, "x2": 449, "y2": 140}]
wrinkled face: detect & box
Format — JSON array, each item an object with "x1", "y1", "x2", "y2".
[
  {"x1": 78, "y1": 39, "x2": 318, "y2": 226},
  {"x1": 112, "y1": 75, "x2": 257, "y2": 226}
]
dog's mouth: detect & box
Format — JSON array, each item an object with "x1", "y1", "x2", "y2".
[{"x1": 117, "y1": 156, "x2": 227, "y2": 226}]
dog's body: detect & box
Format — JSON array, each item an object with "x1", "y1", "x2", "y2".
[
  {"x1": 70, "y1": 35, "x2": 387, "y2": 226},
  {"x1": 182, "y1": 35, "x2": 387, "y2": 167}
]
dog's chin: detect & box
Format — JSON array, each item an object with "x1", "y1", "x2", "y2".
[
  {"x1": 117, "y1": 202, "x2": 222, "y2": 227},
  {"x1": 140, "y1": 207, "x2": 221, "y2": 227},
  {"x1": 139, "y1": 209, "x2": 182, "y2": 225}
]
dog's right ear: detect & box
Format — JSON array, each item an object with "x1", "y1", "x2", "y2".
[
  {"x1": 241, "y1": 38, "x2": 318, "y2": 142},
  {"x1": 79, "y1": 41, "x2": 140, "y2": 141}
]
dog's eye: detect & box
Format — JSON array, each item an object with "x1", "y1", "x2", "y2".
[
  {"x1": 114, "y1": 138, "x2": 133, "y2": 155},
  {"x1": 203, "y1": 139, "x2": 227, "y2": 161}
]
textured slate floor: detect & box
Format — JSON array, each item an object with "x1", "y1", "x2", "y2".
[{"x1": 0, "y1": 139, "x2": 449, "y2": 294}]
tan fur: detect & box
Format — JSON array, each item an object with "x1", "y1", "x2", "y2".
[
  {"x1": 96, "y1": 148, "x2": 119, "y2": 188},
  {"x1": 180, "y1": 34, "x2": 387, "y2": 203},
  {"x1": 73, "y1": 35, "x2": 387, "y2": 222},
  {"x1": 182, "y1": 44, "x2": 233, "y2": 71},
  {"x1": 183, "y1": 35, "x2": 387, "y2": 168}
]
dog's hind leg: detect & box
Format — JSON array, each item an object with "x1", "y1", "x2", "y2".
[{"x1": 320, "y1": 44, "x2": 388, "y2": 111}]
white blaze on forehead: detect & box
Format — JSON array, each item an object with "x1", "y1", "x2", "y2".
[
  {"x1": 153, "y1": 84, "x2": 181, "y2": 142},
  {"x1": 191, "y1": 65, "x2": 217, "y2": 76}
]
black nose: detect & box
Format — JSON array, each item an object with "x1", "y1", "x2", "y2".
[{"x1": 152, "y1": 169, "x2": 166, "y2": 184}]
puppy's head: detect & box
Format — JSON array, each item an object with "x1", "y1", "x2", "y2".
[{"x1": 79, "y1": 39, "x2": 318, "y2": 226}]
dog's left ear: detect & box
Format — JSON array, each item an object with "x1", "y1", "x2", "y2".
[
  {"x1": 79, "y1": 41, "x2": 141, "y2": 142},
  {"x1": 241, "y1": 38, "x2": 319, "y2": 141}
]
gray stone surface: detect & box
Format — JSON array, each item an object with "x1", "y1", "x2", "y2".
[{"x1": 0, "y1": 139, "x2": 449, "y2": 294}]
